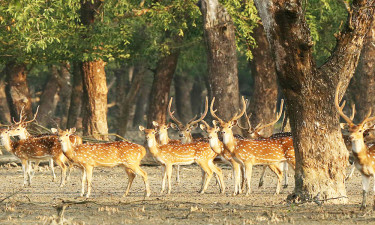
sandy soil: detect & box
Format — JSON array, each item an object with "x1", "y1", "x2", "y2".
[{"x1": 0, "y1": 159, "x2": 375, "y2": 225}]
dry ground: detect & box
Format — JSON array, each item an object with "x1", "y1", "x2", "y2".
[{"x1": 1, "y1": 159, "x2": 375, "y2": 224}]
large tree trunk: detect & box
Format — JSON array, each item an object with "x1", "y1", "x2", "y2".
[
  {"x1": 174, "y1": 72, "x2": 193, "y2": 124},
  {"x1": 81, "y1": 60, "x2": 108, "y2": 140},
  {"x1": 147, "y1": 51, "x2": 180, "y2": 128},
  {"x1": 254, "y1": 0, "x2": 375, "y2": 203},
  {"x1": 0, "y1": 79, "x2": 10, "y2": 124},
  {"x1": 116, "y1": 66, "x2": 145, "y2": 137},
  {"x1": 37, "y1": 65, "x2": 61, "y2": 126},
  {"x1": 190, "y1": 75, "x2": 205, "y2": 117},
  {"x1": 5, "y1": 62, "x2": 33, "y2": 121},
  {"x1": 248, "y1": 23, "x2": 278, "y2": 137},
  {"x1": 133, "y1": 82, "x2": 150, "y2": 127},
  {"x1": 80, "y1": 0, "x2": 108, "y2": 140},
  {"x1": 200, "y1": 0, "x2": 241, "y2": 132},
  {"x1": 348, "y1": 18, "x2": 375, "y2": 123},
  {"x1": 66, "y1": 62, "x2": 83, "y2": 129},
  {"x1": 57, "y1": 64, "x2": 72, "y2": 129}
]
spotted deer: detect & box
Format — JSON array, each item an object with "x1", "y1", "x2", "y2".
[
  {"x1": 139, "y1": 125, "x2": 225, "y2": 194},
  {"x1": 0, "y1": 126, "x2": 80, "y2": 187},
  {"x1": 211, "y1": 96, "x2": 289, "y2": 195},
  {"x1": 57, "y1": 128, "x2": 150, "y2": 198},
  {"x1": 335, "y1": 82, "x2": 375, "y2": 210},
  {"x1": 7, "y1": 111, "x2": 77, "y2": 185},
  {"x1": 164, "y1": 96, "x2": 209, "y2": 183},
  {"x1": 239, "y1": 100, "x2": 295, "y2": 189}
]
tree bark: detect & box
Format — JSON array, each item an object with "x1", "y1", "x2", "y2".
[
  {"x1": 147, "y1": 51, "x2": 180, "y2": 128},
  {"x1": 66, "y1": 62, "x2": 83, "y2": 129},
  {"x1": 248, "y1": 23, "x2": 278, "y2": 137},
  {"x1": 174, "y1": 72, "x2": 193, "y2": 124},
  {"x1": 190, "y1": 75, "x2": 205, "y2": 117},
  {"x1": 57, "y1": 63, "x2": 72, "y2": 129},
  {"x1": 133, "y1": 82, "x2": 150, "y2": 127},
  {"x1": 254, "y1": 0, "x2": 375, "y2": 203},
  {"x1": 348, "y1": 18, "x2": 375, "y2": 123},
  {"x1": 37, "y1": 65, "x2": 61, "y2": 126},
  {"x1": 200, "y1": 0, "x2": 241, "y2": 133},
  {"x1": 80, "y1": 0, "x2": 108, "y2": 140},
  {"x1": 0, "y1": 79, "x2": 10, "y2": 124},
  {"x1": 81, "y1": 60, "x2": 108, "y2": 140},
  {"x1": 116, "y1": 66, "x2": 145, "y2": 137},
  {"x1": 5, "y1": 62, "x2": 33, "y2": 121}
]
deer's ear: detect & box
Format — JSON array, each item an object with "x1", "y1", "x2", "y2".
[
  {"x1": 231, "y1": 120, "x2": 238, "y2": 126},
  {"x1": 340, "y1": 123, "x2": 348, "y2": 129},
  {"x1": 139, "y1": 126, "x2": 145, "y2": 132},
  {"x1": 212, "y1": 120, "x2": 218, "y2": 126},
  {"x1": 51, "y1": 128, "x2": 58, "y2": 134},
  {"x1": 69, "y1": 127, "x2": 76, "y2": 133},
  {"x1": 199, "y1": 124, "x2": 206, "y2": 131},
  {"x1": 170, "y1": 123, "x2": 179, "y2": 130},
  {"x1": 152, "y1": 121, "x2": 159, "y2": 127}
]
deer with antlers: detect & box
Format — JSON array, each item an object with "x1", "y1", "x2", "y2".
[
  {"x1": 6, "y1": 107, "x2": 77, "y2": 185},
  {"x1": 57, "y1": 128, "x2": 151, "y2": 198},
  {"x1": 211, "y1": 96, "x2": 291, "y2": 195},
  {"x1": 335, "y1": 82, "x2": 375, "y2": 210},
  {"x1": 139, "y1": 125, "x2": 225, "y2": 195},
  {"x1": 238, "y1": 100, "x2": 295, "y2": 189}
]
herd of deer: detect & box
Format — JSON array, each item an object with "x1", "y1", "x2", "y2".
[{"x1": 1, "y1": 83, "x2": 375, "y2": 209}]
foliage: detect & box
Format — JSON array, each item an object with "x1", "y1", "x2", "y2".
[{"x1": 304, "y1": 0, "x2": 348, "y2": 66}]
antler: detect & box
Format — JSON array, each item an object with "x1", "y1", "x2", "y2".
[
  {"x1": 210, "y1": 97, "x2": 224, "y2": 124},
  {"x1": 230, "y1": 96, "x2": 247, "y2": 122},
  {"x1": 200, "y1": 120, "x2": 211, "y2": 129},
  {"x1": 12, "y1": 106, "x2": 26, "y2": 125},
  {"x1": 187, "y1": 96, "x2": 208, "y2": 127},
  {"x1": 253, "y1": 99, "x2": 284, "y2": 134},
  {"x1": 350, "y1": 104, "x2": 356, "y2": 120},
  {"x1": 23, "y1": 106, "x2": 39, "y2": 125},
  {"x1": 360, "y1": 108, "x2": 375, "y2": 126},
  {"x1": 168, "y1": 97, "x2": 184, "y2": 128},
  {"x1": 335, "y1": 82, "x2": 354, "y2": 126}
]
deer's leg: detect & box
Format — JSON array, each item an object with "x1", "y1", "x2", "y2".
[
  {"x1": 31, "y1": 160, "x2": 40, "y2": 178},
  {"x1": 165, "y1": 164, "x2": 173, "y2": 194},
  {"x1": 198, "y1": 161, "x2": 213, "y2": 194},
  {"x1": 80, "y1": 168, "x2": 87, "y2": 197},
  {"x1": 241, "y1": 164, "x2": 246, "y2": 192},
  {"x1": 66, "y1": 160, "x2": 73, "y2": 181},
  {"x1": 283, "y1": 162, "x2": 289, "y2": 188},
  {"x1": 175, "y1": 165, "x2": 180, "y2": 184},
  {"x1": 244, "y1": 163, "x2": 253, "y2": 196},
  {"x1": 361, "y1": 174, "x2": 371, "y2": 210},
  {"x1": 123, "y1": 167, "x2": 135, "y2": 197},
  {"x1": 49, "y1": 159, "x2": 56, "y2": 182},
  {"x1": 231, "y1": 161, "x2": 241, "y2": 195},
  {"x1": 268, "y1": 164, "x2": 283, "y2": 195},
  {"x1": 26, "y1": 160, "x2": 33, "y2": 186},
  {"x1": 209, "y1": 160, "x2": 225, "y2": 194},
  {"x1": 132, "y1": 165, "x2": 151, "y2": 197},
  {"x1": 21, "y1": 159, "x2": 29, "y2": 186},
  {"x1": 346, "y1": 164, "x2": 355, "y2": 181},
  {"x1": 258, "y1": 166, "x2": 267, "y2": 188},
  {"x1": 54, "y1": 157, "x2": 67, "y2": 187},
  {"x1": 85, "y1": 166, "x2": 93, "y2": 198},
  {"x1": 160, "y1": 165, "x2": 167, "y2": 194}
]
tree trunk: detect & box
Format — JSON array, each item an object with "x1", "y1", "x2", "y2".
[
  {"x1": 174, "y1": 72, "x2": 193, "y2": 124},
  {"x1": 200, "y1": 0, "x2": 241, "y2": 133},
  {"x1": 66, "y1": 62, "x2": 83, "y2": 129},
  {"x1": 117, "y1": 66, "x2": 145, "y2": 137},
  {"x1": 254, "y1": 0, "x2": 375, "y2": 203},
  {"x1": 133, "y1": 82, "x2": 150, "y2": 127},
  {"x1": 0, "y1": 79, "x2": 10, "y2": 124},
  {"x1": 57, "y1": 63, "x2": 72, "y2": 129},
  {"x1": 190, "y1": 75, "x2": 205, "y2": 117},
  {"x1": 147, "y1": 51, "x2": 180, "y2": 128},
  {"x1": 248, "y1": 23, "x2": 278, "y2": 137},
  {"x1": 37, "y1": 65, "x2": 61, "y2": 126},
  {"x1": 80, "y1": 0, "x2": 108, "y2": 140},
  {"x1": 348, "y1": 18, "x2": 375, "y2": 123},
  {"x1": 5, "y1": 62, "x2": 33, "y2": 121},
  {"x1": 81, "y1": 60, "x2": 108, "y2": 140}
]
